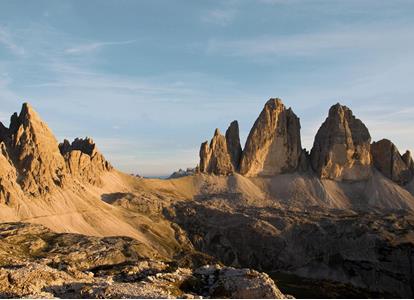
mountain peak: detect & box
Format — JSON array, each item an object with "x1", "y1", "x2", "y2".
[
  {"x1": 265, "y1": 98, "x2": 284, "y2": 109},
  {"x1": 311, "y1": 103, "x2": 372, "y2": 181},
  {"x1": 59, "y1": 137, "x2": 112, "y2": 186},
  {"x1": 372, "y1": 139, "x2": 413, "y2": 185},
  {"x1": 5, "y1": 103, "x2": 68, "y2": 196},
  {"x1": 240, "y1": 98, "x2": 302, "y2": 176},
  {"x1": 19, "y1": 102, "x2": 41, "y2": 123}
]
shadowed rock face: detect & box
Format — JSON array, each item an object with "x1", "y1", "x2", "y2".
[
  {"x1": 371, "y1": 139, "x2": 413, "y2": 185},
  {"x1": 171, "y1": 201, "x2": 414, "y2": 298},
  {"x1": 402, "y1": 151, "x2": 414, "y2": 174},
  {"x1": 0, "y1": 146, "x2": 23, "y2": 205},
  {"x1": 240, "y1": 99, "x2": 302, "y2": 177},
  {"x1": 225, "y1": 121, "x2": 242, "y2": 171},
  {"x1": 310, "y1": 103, "x2": 372, "y2": 181},
  {"x1": 199, "y1": 122, "x2": 242, "y2": 175}
]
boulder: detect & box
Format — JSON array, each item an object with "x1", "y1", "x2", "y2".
[
  {"x1": 371, "y1": 139, "x2": 413, "y2": 185},
  {"x1": 193, "y1": 265, "x2": 286, "y2": 299},
  {"x1": 239, "y1": 98, "x2": 302, "y2": 177},
  {"x1": 310, "y1": 103, "x2": 372, "y2": 181}
]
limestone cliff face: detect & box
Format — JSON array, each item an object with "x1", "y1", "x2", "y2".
[
  {"x1": 371, "y1": 139, "x2": 413, "y2": 185},
  {"x1": 59, "y1": 138, "x2": 112, "y2": 186},
  {"x1": 0, "y1": 103, "x2": 114, "y2": 201},
  {"x1": 239, "y1": 98, "x2": 302, "y2": 177},
  {"x1": 6, "y1": 103, "x2": 68, "y2": 196},
  {"x1": 225, "y1": 121, "x2": 242, "y2": 171},
  {"x1": 310, "y1": 103, "x2": 372, "y2": 181},
  {"x1": 198, "y1": 120, "x2": 242, "y2": 175},
  {"x1": 0, "y1": 142, "x2": 24, "y2": 204}
]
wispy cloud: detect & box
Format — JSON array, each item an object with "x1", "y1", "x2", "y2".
[
  {"x1": 257, "y1": 0, "x2": 293, "y2": 4},
  {"x1": 201, "y1": 8, "x2": 237, "y2": 26},
  {"x1": 64, "y1": 40, "x2": 135, "y2": 55},
  {"x1": 206, "y1": 25, "x2": 414, "y2": 57},
  {"x1": 0, "y1": 27, "x2": 25, "y2": 56}
]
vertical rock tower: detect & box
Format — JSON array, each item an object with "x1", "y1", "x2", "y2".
[
  {"x1": 371, "y1": 139, "x2": 413, "y2": 185},
  {"x1": 199, "y1": 121, "x2": 242, "y2": 175},
  {"x1": 310, "y1": 103, "x2": 372, "y2": 181},
  {"x1": 239, "y1": 98, "x2": 302, "y2": 177}
]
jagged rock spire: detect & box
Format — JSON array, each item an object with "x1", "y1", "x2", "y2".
[
  {"x1": 371, "y1": 139, "x2": 413, "y2": 185},
  {"x1": 7, "y1": 103, "x2": 68, "y2": 196},
  {"x1": 59, "y1": 137, "x2": 112, "y2": 186},
  {"x1": 402, "y1": 150, "x2": 414, "y2": 173},
  {"x1": 310, "y1": 103, "x2": 372, "y2": 181},
  {"x1": 225, "y1": 121, "x2": 242, "y2": 171},
  {"x1": 0, "y1": 103, "x2": 114, "y2": 200},
  {"x1": 199, "y1": 122, "x2": 241, "y2": 175},
  {"x1": 239, "y1": 98, "x2": 302, "y2": 177}
]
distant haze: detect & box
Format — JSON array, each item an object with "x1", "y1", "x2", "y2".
[{"x1": 1, "y1": 0, "x2": 414, "y2": 176}]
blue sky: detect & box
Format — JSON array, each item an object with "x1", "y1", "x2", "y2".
[{"x1": 1, "y1": 0, "x2": 414, "y2": 176}]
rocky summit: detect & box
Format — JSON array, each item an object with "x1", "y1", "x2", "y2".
[
  {"x1": 59, "y1": 137, "x2": 112, "y2": 186},
  {"x1": 240, "y1": 99, "x2": 302, "y2": 177},
  {"x1": 371, "y1": 139, "x2": 414, "y2": 185},
  {"x1": 199, "y1": 99, "x2": 303, "y2": 177},
  {"x1": 310, "y1": 103, "x2": 372, "y2": 181},
  {"x1": 199, "y1": 124, "x2": 241, "y2": 175},
  {"x1": 1, "y1": 100, "x2": 414, "y2": 298},
  {"x1": 5, "y1": 103, "x2": 68, "y2": 196}
]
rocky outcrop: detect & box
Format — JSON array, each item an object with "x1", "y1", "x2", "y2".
[
  {"x1": 0, "y1": 222, "x2": 286, "y2": 299},
  {"x1": 0, "y1": 103, "x2": 113, "y2": 199},
  {"x1": 6, "y1": 103, "x2": 68, "y2": 196},
  {"x1": 225, "y1": 121, "x2": 242, "y2": 171},
  {"x1": 0, "y1": 143, "x2": 24, "y2": 205},
  {"x1": 402, "y1": 151, "x2": 414, "y2": 174},
  {"x1": 240, "y1": 99, "x2": 302, "y2": 177},
  {"x1": 371, "y1": 139, "x2": 413, "y2": 185},
  {"x1": 59, "y1": 138, "x2": 112, "y2": 186},
  {"x1": 199, "y1": 123, "x2": 241, "y2": 175},
  {"x1": 172, "y1": 201, "x2": 414, "y2": 298},
  {"x1": 169, "y1": 168, "x2": 196, "y2": 179},
  {"x1": 191, "y1": 265, "x2": 285, "y2": 299},
  {"x1": 310, "y1": 103, "x2": 372, "y2": 181}
]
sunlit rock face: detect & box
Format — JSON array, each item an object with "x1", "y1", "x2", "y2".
[
  {"x1": 59, "y1": 137, "x2": 112, "y2": 186},
  {"x1": 199, "y1": 128, "x2": 235, "y2": 175},
  {"x1": 310, "y1": 103, "x2": 372, "y2": 181},
  {"x1": 239, "y1": 98, "x2": 302, "y2": 177},
  {"x1": 199, "y1": 120, "x2": 242, "y2": 176},
  {"x1": 371, "y1": 139, "x2": 413, "y2": 185},
  {"x1": 7, "y1": 103, "x2": 68, "y2": 196}
]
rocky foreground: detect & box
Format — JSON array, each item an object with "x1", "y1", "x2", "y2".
[{"x1": 0, "y1": 223, "x2": 286, "y2": 299}]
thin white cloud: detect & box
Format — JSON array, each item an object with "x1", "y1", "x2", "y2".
[
  {"x1": 0, "y1": 27, "x2": 25, "y2": 56},
  {"x1": 206, "y1": 25, "x2": 414, "y2": 57},
  {"x1": 257, "y1": 0, "x2": 293, "y2": 4},
  {"x1": 64, "y1": 40, "x2": 135, "y2": 55},
  {"x1": 201, "y1": 8, "x2": 237, "y2": 26}
]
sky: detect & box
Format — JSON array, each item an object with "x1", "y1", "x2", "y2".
[{"x1": 1, "y1": 0, "x2": 414, "y2": 176}]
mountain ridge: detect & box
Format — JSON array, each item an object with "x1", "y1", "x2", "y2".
[{"x1": 1, "y1": 100, "x2": 414, "y2": 297}]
